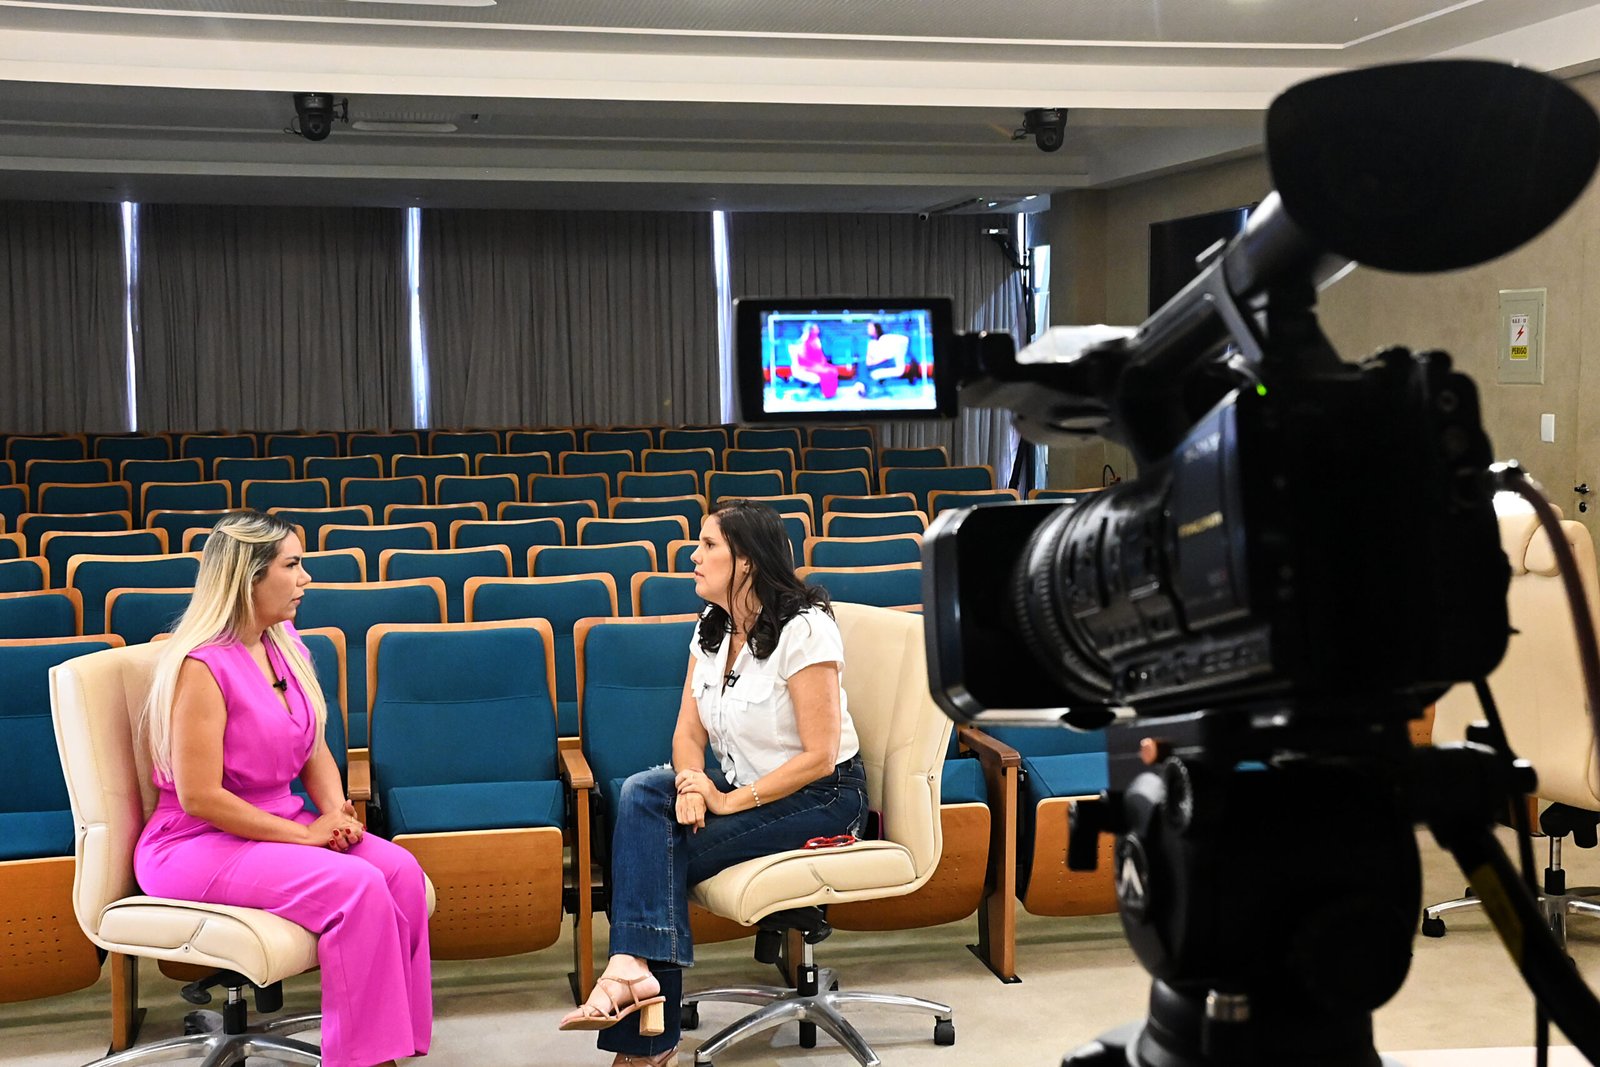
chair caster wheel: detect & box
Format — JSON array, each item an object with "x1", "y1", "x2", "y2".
[
  {"x1": 681, "y1": 1003, "x2": 700, "y2": 1030},
  {"x1": 1421, "y1": 915, "x2": 1447, "y2": 938},
  {"x1": 935, "y1": 1018, "x2": 956, "y2": 1046}
]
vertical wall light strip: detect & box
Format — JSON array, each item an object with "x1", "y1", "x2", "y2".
[
  {"x1": 120, "y1": 202, "x2": 139, "y2": 431},
  {"x1": 406, "y1": 207, "x2": 430, "y2": 429},
  {"x1": 711, "y1": 210, "x2": 735, "y2": 423}
]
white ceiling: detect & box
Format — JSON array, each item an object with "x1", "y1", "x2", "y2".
[{"x1": 1, "y1": 0, "x2": 1598, "y2": 211}]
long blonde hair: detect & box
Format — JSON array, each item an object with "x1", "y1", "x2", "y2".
[{"x1": 143, "y1": 510, "x2": 327, "y2": 780}]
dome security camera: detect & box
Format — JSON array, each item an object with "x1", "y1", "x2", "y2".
[
  {"x1": 293, "y1": 93, "x2": 342, "y2": 142},
  {"x1": 1018, "y1": 108, "x2": 1067, "y2": 153}
]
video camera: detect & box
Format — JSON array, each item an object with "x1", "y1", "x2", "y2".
[{"x1": 749, "y1": 59, "x2": 1600, "y2": 1067}]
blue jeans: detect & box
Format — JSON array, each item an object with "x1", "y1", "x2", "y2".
[{"x1": 599, "y1": 756, "x2": 867, "y2": 1058}]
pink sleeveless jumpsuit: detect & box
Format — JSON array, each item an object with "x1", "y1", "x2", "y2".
[{"x1": 134, "y1": 625, "x2": 432, "y2": 1067}]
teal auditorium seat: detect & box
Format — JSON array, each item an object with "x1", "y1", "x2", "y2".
[
  {"x1": 466, "y1": 573, "x2": 619, "y2": 737},
  {"x1": 322, "y1": 522, "x2": 436, "y2": 580},
  {"x1": 42, "y1": 529, "x2": 164, "y2": 591},
  {"x1": 506, "y1": 429, "x2": 577, "y2": 459},
  {"x1": 380, "y1": 546, "x2": 512, "y2": 623},
  {"x1": 215, "y1": 456, "x2": 293, "y2": 504},
  {"x1": 146, "y1": 508, "x2": 230, "y2": 553},
  {"x1": 427, "y1": 430, "x2": 500, "y2": 461},
  {"x1": 823, "y1": 511, "x2": 927, "y2": 538},
  {"x1": 706, "y1": 469, "x2": 783, "y2": 503},
  {"x1": 795, "y1": 469, "x2": 872, "y2": 525},
  {"x1": 179, "y1": 433, "x2": 255, "y2": 477},
  {"x1": 293, "y1": 578, "x2": 447, "y2": 748},
  {"x1": 266, "y1": 432, "x2": 339, "y2": 475},
  {"x1": 560, "y1": 450, "x2": 634, "y2": 496},
  {"x1": 928, "y1": 489, "x2": 1020, "y2": 516},
  {"x1": 632, "y1": 573, "x2": 702, "y2": 616},
  {"x1": 881, "y1": 464, "x2": 994, "y2": 514},
  {"x1": 69, "y1": 553, "x2": 200, "y2": 634},
  {"x1": 305, "y1": 454, "x2": 383, "y2": 495},
  {"x1": 807, "y1": 426, "x2": 874, "y2": 451},
  {"x1": 347, "y1": 432, "x2": 422, "y2": 476},
  {"x1": 37, "y1": 481, "x2": 132, "y2": 515},
  {"x1": 288, "y1": 627, "x2": 351, "y2": 813},
  {"x1": 584, "y1": 429, "x2": 653, "y2": 466},
  {"x1": 477, "y1": 452, "x2": 550, "y2": 486},
  {"x1": 0, "y1": 533, "x2": 22, "y2": 560},
  {"x1": 394, "y1": 454, "x2": 469, "y2": 501},
  {"x1": 820, "y1": 492, "x2": 917, "y2": 516},
  {"x1": 437, "y1": 474, "x2": 519, "y2": 516},
  {"x1": 880, "y1": 445, "x2": 949, "y2": 468},
  {"x1": 806, "y1": 534, "x2": 921, "y2": 568},
  {"x1": 530, "y1": 473, "x2": 608, "y2": 519},
  {"x1": 0, "y1": 635, "x2": 115, "y2": 1003},
  {"x1": 94, "y1": 434, "x2": 170, "y2": 470},
  {"x1": 269, "y1": 505, "x2": 373, "y2": 554},
  {"x1": 366, "y1": 620, "x2": 582, "y2": 962},
  {"x1": 615, "y1": 471, "x2": 699, "y2": 500},
  {"x1": 141, "y1": 480, "x2": 230, "y2": 518},
  {"x1": 799, "y1": 563, "x2": 921, "y2": 609},
  {"x1": 733, "y1": 426, "x2": 803, "y2": 456},
  {"x1": 105, "y1": 587, "x2": 192, "y2": 644},
  {"x1": 530, "y1": 543, "x2": 655, "y2": 617},
  {"x1": 24, "y1": 458, "x2": 112, "y2": 498},
  {"x1": 301, "y1": 549, "x2": 367, "y2": 584},
  {"x1": 0, "y1": 486, "x2": 25, "y2": 535},
  {"x1": 0, "y1": 558, "x2": 48, "y2": 593},
  {"x1": 242, "y1": 478, "x2": 331, "y2": 512},
  {"x1": 343, "y1": 475, "x2": 426, "y2": 514},
  {"x1": 641, "y1": 448, "x2": 717, "y2": 491},
  {"x1": 660, "y1": 427, "x2": 728, "y2": 453},
  {"x1": 577, "y1": 515, "x2": 688, "y2": 568},
  {"x1": 8, "y1": 436, "x2": 86, "y2": 467},
  {"x1": 23, "y1": 513, "x2": 133, "y2": 556},
  {"x1": 385, "y1": 503, "x2": 486, "y2": 550},
  {"x1": 501, "y1": 499, "x2": 595, "y2": 543},
  {"x1": 451, "y1": 518, "x2": 563, "y2": 577},
  {"x1": 724, "y1": 448, "x2": 795, "y2": 492},
  {"x1": 0, "y1": 589, "x2": 82, "y2": 638},
  {"x1": 611, "y1": 494, "x2": 705, "y2": 538},
  {"x1": 777, "y1": 513, "x2": 809, "y2": 567},
  {"x1": 801, "y1": 447, "x2": 875, "y2": 475}
]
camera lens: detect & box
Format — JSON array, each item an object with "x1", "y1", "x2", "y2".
[{"x1": 1009, "y1": 498, "x2": 1114, "y2": 702}]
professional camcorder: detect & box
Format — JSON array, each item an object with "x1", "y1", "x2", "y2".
[{"x1": 921, "y1": 60, "x2": 1600, "y2": 1066}]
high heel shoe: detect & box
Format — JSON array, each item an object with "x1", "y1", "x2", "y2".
[
  {"x1": 558, "y1": 975, "x2": 666, "y2": 1035},
  {"x1": 611, "y1": 1048, "x2": 678, "y2": 1067}
]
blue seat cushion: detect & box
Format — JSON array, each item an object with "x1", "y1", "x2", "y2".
[
  {"x1": 1020, "y1": 752, "x2": 1109, "y2": 805},
  {"x1": 384, "y1": 780, "x2": 565, "y2": 836},
  {"x1": 940, "y1": 756, "x2": 987, "y2": 806},
  {"x1": 0, "y1": 809, "x2": 74, "y2": 860}
]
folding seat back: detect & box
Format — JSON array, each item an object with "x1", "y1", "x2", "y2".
[
  {"x1": 451, "y1": 519, "x2": 563, "y2": 577},
  {"x1": 24, "y1": 459, "x2": 111, "y2": 498},
  {"x1": 805, "y1": 533, "x2": 922, "y2": 568},
  {"x1": 380, "y1": 546, "x2": 513, "y2": 623},
  {"x1": 529, "y1": 473, "x2": 608, "y2": 518},
  {"x1": 265, "y1": 432, "x2": 340, "y2": 475},
  {"x1": 723, "y1": 448, "x2": 795, "y2": 491},
  {"x1": 465, "y1": 573, "x2": 618, "y2": 737},
  {"x1": 0, "y1": 533, "x2": 21, "y2": 560},
  {"x1": 610, "y1": 495, "x2": 706, "y2": 539},
  {"x1": 141, "y1": 480, "x2": 230, "y2": 519},
  {"x1": 631, "y1": 573, "x2": 702, "y2": 617},
  {"x1": 0, "y1": 557, "x2": 49, "y2": 593},
  {"x1": 105, "y1": 587, "x2": 193, "y2": 644},
  {"x1": 560, "y1": 450, "x2": 634, "y2": 496},
  {"x1": 321, "y1": 523, "x2": 437, "y2": 580},
  {"x1": 268, "y1": 506, "x2": 374, "y2": 556},
  {"x1": 500, "y1": 500, "x2": 594, "y2": 543},
  {"x1": 733, "y1": 426, "x2": 803, "y2": 455},
  {"x1": 7, "y1": 435, "x2": 86, "y2": 467},
  {"x1": 125, "y1": 458, "x2": 205, "y2": 519},
  {"x1": 37, "y1": 481, "x2": 132, "y2": 515},
  {"x1": 576, "y1": 516, "x2": 688, "y2": 567},
  {"x1": 928, "y1": 488, "x2": 1021, "y2": 516},
  {"x1": 436, "y1": 474, "x2": 519, "y2": 516},
  {"x1": 802, "y1": 447, "x2": 875, "y2": 474},
  {"x1": 583, "y1": 429, "x2": 652, "y2": 465},
  {"x1": 806, "y1": 425, "x2": 874, "y2": 451},
  {"x1": 477, "y1": 452, "x2": 550, "y2": 485},
  {"x1": 795, "y1": 468, "x2": 872, "y2": 525},
  {"x1": 797, "y1": 562, "x2": 922, "y2": 609},
  {"x1": 66, "y1": 552, "x2": 199, "y2": 634},
  {"x1": 216, "y1": 451, "x2": 294, "y2": 502},
  {"x1": 666, "y1": 540, "x2": 696, "y2": 573},
  {"x1": 427, "y1": 430, "x2": 499, "y2": 461},
  {"x1": 146, "y1": 509, "x2": 230, "y2": 554},
  {"x1": 882, "y1": 465, "x2": 995, "y2": 513},
  {"x1": 0, "y1": 486, "x2": 24, "y2": 535},
  {"x1": 241, "y1": 477, "x2": 331, "y2": 512},
  {"x1": 288, "y1": 627, "x2": 352, "y2": 813},
  {"x1": 822, "y1": 511, "x2": 928, "y2": 538},
  {"x1": 705, "y1": 469, "x2": 783, "y2": 503},
  {"x1": 505, "y1": 429, "x2": 577, "y2": 460},
  {"x1": 178, "y1": 433, "x2": 255, "y2": 476},
  {"x1": 615, "y1": 471, "x2": 699, "y2": 500},
  {"x1": 94, "y1": 435, "x2": 170, "y2": 470},
  {"x1": 342, "y1": 475, "x2": 426, "y2": 514},
  {"x1": 301, "y1": 548, "x2": 366, "y2": 584},
  {"x1": 822, "y1": 492, "x2": 918, "y2": 516},
  {"x1": 880, "y1": 445, "x2": 950, "y2": 469},
  {"x1": 21, "y1": 511, "x2": 133, "y2": 556},
  {"x1": 292, "y1": 577, "x2": 448, "y2": 747},
  {"x1": 641, "y1": 448, "x2": 717, "y2": 491},
  {"x1": 347, "y1": 432, "x2": 422, "y2": 475},
  {"x1": 385, "y1": 503, "x2": 487, "y2": 550},
  {"x1": 529, "y1": 543, "x2": 655, "y2": 618},
  {"x1": 660, "y1": 427, "x2": 728, "y2": 453},
  {"x1": 305, "y1": 455, "x2": 383, "y2": 496},
  {"x1": 393, "y1": 454, "x2": 469, "y2": 499},
  {"x1": 40, "y1": 527, "x2": 159, "y2": 588},
  {"x1": 0, "y1": 588, "x2": 82, "y2": 638}
]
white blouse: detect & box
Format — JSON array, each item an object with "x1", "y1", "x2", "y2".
[{"x1": 690, "y1": 607, "x2": 861, "y2": 787}]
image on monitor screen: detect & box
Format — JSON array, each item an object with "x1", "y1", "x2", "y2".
[{"x1": 758, "y1": 307, "x2": 938, "y2": 415}]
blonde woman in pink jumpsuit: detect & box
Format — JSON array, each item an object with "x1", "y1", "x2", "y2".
[{"x1": 134, "y1": 510, "x2": 432, "y2": 1067}]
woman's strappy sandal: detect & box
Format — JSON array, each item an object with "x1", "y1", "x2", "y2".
[{"x1": 557, "y1": 974, "x2": 666, "y2": 1035}]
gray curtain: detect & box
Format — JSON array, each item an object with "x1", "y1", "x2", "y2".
[
  {"x1": 421, "y1": 210, "x2": 718, "y2": 428},
  {"x1": 0, "y1": 201, "x2": 128, "y2": 433},
  {"x1": 136, "y1": 204, "x2": 409, "y2": 432},
  {"x1": 728, "y1": 212, "x2": 1027, "y2": 473}
]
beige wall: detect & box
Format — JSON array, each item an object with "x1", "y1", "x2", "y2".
[{"x1": 1044, "y1": 69, "x2": 1600, "y2": 524}]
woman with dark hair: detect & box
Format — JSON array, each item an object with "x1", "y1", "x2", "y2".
[{"x1": 559, "y1": 500, "x2": 866, "y2": 1067}]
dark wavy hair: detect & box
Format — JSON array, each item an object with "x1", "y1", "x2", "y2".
[{"x1": 696, "y1": 499, "x2": 831, "y2": 659}]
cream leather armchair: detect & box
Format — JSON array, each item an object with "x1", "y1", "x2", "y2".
[
  {"x1": 684, "y1": 602, "x2": 956, "y2": 1067},
  {"x1": 49, "y1": 638, "x2": 433, "y2": 1065},
  {"x1": 1426, "y1": 507, "x2": 1600, "y2": 946}
]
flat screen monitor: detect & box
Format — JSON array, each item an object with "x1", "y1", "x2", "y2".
[
  {"x1": 734, "y1": 297, "x2": 957, "y2": 423},
  {"x1": 1148, "y1": 206, "x2": 1253, "y2": 314}
]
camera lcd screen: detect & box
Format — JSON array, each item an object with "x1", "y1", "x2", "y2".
[{"x1": 734, "y1": 297, "x2": 957, "y2": 422}]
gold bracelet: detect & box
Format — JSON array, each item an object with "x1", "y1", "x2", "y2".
[{"x1": 750, "y1": 783, "x2": 762, "y2": 808}]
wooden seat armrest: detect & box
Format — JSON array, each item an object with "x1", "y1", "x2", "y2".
[
  {"x1": 957, "y1": 725, "x2": 1021, "y2": 770},
  {"x1": 560, "y1": 747, "x2": 595, "y2": 792},
  {"x1": 346, "y1": 749, "x2": 371, "y2": 802}
]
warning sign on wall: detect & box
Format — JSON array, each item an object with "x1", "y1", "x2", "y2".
[{"x1": 1510, "y1": 313, "x2": 1530, "y2": 360}]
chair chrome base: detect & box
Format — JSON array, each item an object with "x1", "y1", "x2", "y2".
[
  {"x1": 684, "y1": 962, "x2": 953, "y2": 1067},
  {"x1": 84, "y1": 1011, "x2": 321, "y2": 1066},
  {"x1": 1423, "y1": 836, "x2": 1600, "y2": 950}
]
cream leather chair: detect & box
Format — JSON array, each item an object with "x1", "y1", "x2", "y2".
[
  {"x1": 1426, "y1": 506, "x2": 1600, "y2": 945},
  {"x1": 683, "y1": 602, "x2": 956, "y2": 1067},
  {"x1": 49, "y1": 638, "x2": 434, "y2": 1064}
]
